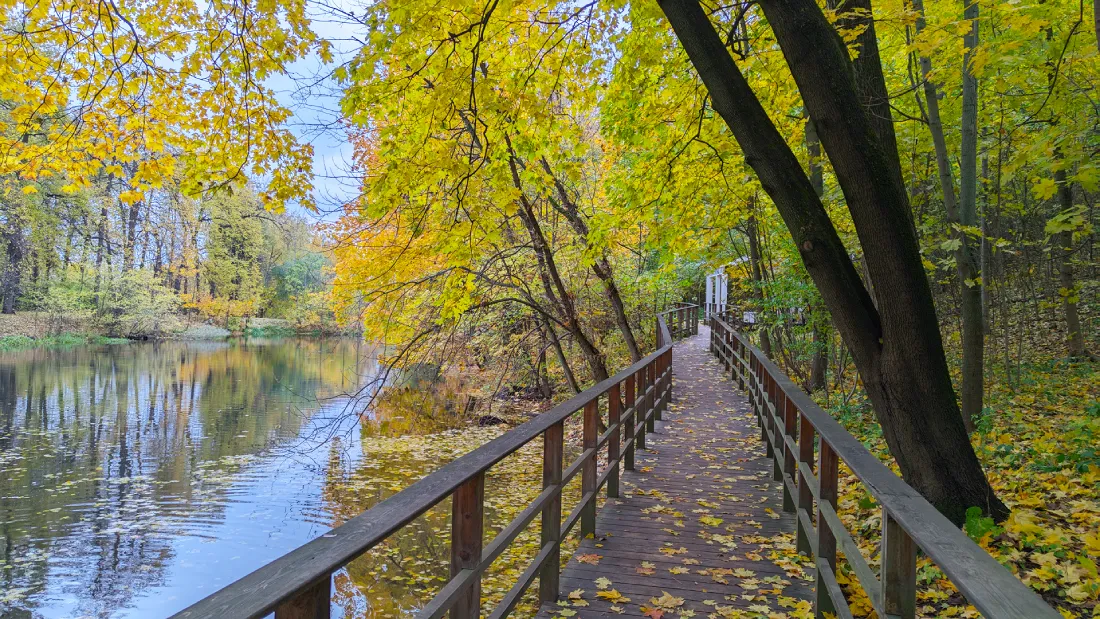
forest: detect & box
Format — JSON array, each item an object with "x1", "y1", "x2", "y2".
[{"x1": 1, "y1": 0, "x2": 1098, "y2": 617}]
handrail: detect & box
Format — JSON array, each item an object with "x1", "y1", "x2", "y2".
[
  {"x1": 657, "y1": 301, "x2": 700, "y2": 343},
  {"x1": 707, "y1": 316, "x2": 1058, "y2": 619},
  {"x1": 172, "y1": 304, "x2": 698, "y2": 619}
]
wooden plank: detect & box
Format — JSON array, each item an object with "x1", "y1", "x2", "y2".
[
  {"x1": 624, "y1": 375, "x2": 636, "y2": 471},
  {"x1": 882, "y1": 509, "x2": 916, "y2": 619},
  {"x1": 816, "y1": 442, "x2": 838, "y2": 618},
  {"x1": 449, "y1": 473, "x2": 484, "y2": 619},
  {"x1": 540, "y1": 422, "x2": 564, "y2": 604},
  {"x1": 274, "y1": 577, "x2": 330, "y2": 619},
  {"x1": 582, "y1": 400, "x2": 598, "y2": 537},
  {"x1": 608, "y1": 383, "x2": 621, "y2": 498}
]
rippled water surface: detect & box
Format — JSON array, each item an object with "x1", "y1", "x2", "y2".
[{"x1": 0, "y1": 338, "x2": 376, "y2": 618}]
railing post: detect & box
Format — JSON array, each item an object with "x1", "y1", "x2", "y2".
[
  {"x1": 796, "y1": 414, "x2": 815, "y2": 555},
  {"x1": 655, "y1": 353, "x2": 665, "y2": 421},
  {"x1": 624, "y1": 375, "x2": 636, "y2": 471},
  {"x1": 782, "y1": 394, "x2": 797, "y2": 512},
  {"x1": 645, "y1": 362, "x2": 656, "y2": 433},
  {"x1": 274, "y1": 576, "x2": 331, "y2": 619},
  {"x1": 816, "y1": 442, "x2": 838, "y2": 618},
  {"x1": 608, "y1": 383, "x2": 621, "y2": 498},
  {"x1": 763, "y1": 373, "x2": 774, "y2": 460},
  {"x1": 772, "y1": 382, "x2": 783, "y2": 483},
  {"x1": 736, "y1": 337, "x2": 745, "y2": 392},
  {"x1": 636, "y1": 368, "x2": 647, "y2": 451},
  {"x1": 539, "y1": 421, "x2": 564, "y2": 604},
  {"x1": 581, "y1": 400, "x2": 598, "y2": 537},
  {"x1": 882, "y1": 510, "x2": 917, "y2": 619},
  {"x1": 450, "y1": 472, "x2": 485, "y2": 619}
]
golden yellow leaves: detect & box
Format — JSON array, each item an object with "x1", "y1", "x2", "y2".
[
  {"x1": 596, "y1": 589, "x2": 631, "y2": 603},
  {"x1": 636, "y1": 561, "x2": 656, "y2": 576},
  {"x1": 576, "y1": 553, "x2": 601, "y2": 565},
  {"x1": 699, "y1": 515, "x2": 724, "y2": 527}
]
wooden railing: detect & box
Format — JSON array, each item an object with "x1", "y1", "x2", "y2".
[
  {"x1": 658, "y1": 301, "x2": 700, "y2": 341},
  {"x1": 708, "y1": 316, "x2": 1058, "y2": 619},
  {"x1": 172, "y1": 304, "x2": 698, "y2": 619}
]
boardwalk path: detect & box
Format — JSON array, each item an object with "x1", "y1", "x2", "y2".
[{"x1": 539, "y1": 327, "x2": 814, "y2": 618}]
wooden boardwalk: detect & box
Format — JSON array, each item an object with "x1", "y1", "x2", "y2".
[{"x1": 538, "y1": 327, "x2": 814, "y2": 618}]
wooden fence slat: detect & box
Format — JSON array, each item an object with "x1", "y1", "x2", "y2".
[
  {"x1": 450, "y1": 473, "x2": 484, "y2": 619},
  {"x1": 581, "y1": 400, "x2": 598, "y2": 537},
  {"x1": 816, "y1": 442, "x2": 838, "y2": 618},
  {"x1": 624, "y1": 375, "x2": 636, "y2": 471},
  {"x1": 608, "y1": 384, "x2": 621, "y2": 498},
  {"x1": 540, "y1": 422, "x2": 564, "y2": 604},
  {"x1": 882, "y1": 509, "x2": 917, "y2": 619},
  {"x1": 273, "y1": 577, "x2": 330, "y2": 619}
]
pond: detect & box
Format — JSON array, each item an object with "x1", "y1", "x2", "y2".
[{"x1": 0, "y1": 338, "x2": 388, "y2": 618}]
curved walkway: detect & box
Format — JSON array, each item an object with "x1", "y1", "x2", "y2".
[{"x1": 539, "y1": 327, "x2": 814, "y2": 618}]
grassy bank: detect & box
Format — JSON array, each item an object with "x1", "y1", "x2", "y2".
[{"x1": 0, "y1": 333, "x2": 131, "y2": 352}]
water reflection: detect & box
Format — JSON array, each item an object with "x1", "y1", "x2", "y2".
[{"x1": 0, "y1": 338, "x2": 372, "y2": 618}]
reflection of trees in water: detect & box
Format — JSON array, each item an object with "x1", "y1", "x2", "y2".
[
  {"x1": 321, "y1": 425, "x2": 586, "y2": 618},
  {"x1": 0, "y1": 338, "x2": 367, "y2": 617}
]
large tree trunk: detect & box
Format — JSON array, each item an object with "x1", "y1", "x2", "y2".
[{"x1": 658, "y1": 0, "x2": 1006, "y2": 523}]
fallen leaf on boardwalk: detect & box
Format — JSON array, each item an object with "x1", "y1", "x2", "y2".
[
  {"x1": 680, "y1": 610, "x2": 696, "y2": 618},
  {"x1": 699, "y1": 515, "x2": 724, "y2": 527},
  {"x1": 637, "y1": 561, "x2": 656, "y2": 575},
  {"x1": 659, "y1": 546, "x2": 688, "y2": 555},
  {"x1": 669, "y1": 566, "x2": 690, "y2": 574},
  {"x1": 651, "y1": 591, "x2": 686, "y2": 609},
  {"x1": 595, "y1": 577, "x2": 612, "y2": 590},
  {"x1": 732, "y1": 568, "x2": 755, "y2": 578},
  {"x1": 568, "y1": 589, "x2": 584, "y2": 600},
  {"x1": 576, "y1": 553, "x2": 601, "y2": 565},
  {"x1": 609, "y1": 605, "x2": 625, "y2": 614},
  {"x1": 641, "y1": 607, "x2": 665, "y2": 619},
  {"x1": 596, "y1": 589, "x2": 631, "y2": 603}
]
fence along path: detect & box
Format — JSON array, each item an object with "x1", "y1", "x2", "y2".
[
  {"x1": 536, "y1": 326, "x2": 814, "y2": 618},
  {"x1": 708, "y1": 314, "x2": 1058, "y2": 619}
]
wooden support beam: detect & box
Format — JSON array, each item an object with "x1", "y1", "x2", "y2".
[{"x1": 450, "y1": 473, "x2": 484, "y2": 619}]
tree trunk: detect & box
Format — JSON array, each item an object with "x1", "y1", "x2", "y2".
[
  {"x1": 746, "y1": 207, "x2": 772, "y2": 357},
  {"x1": 912, "y1": 0, "x2": 983, "y2": 431},
  {"x1": 506, "y1": 139, "x2": 609, "y2": 383},
  {"x1": 541, "y1": 314, "x2": 580, "y2": 393},
  {"x1": 1055, "y1": 171, "x2": 1090, "y2": 359},
  {"x1": 658, "y1": 0, "x2": 1006, "y2": 523},
  {"x1": 805, "y1": 119, "x2": 828, "y2": 392},
  {"x1": 540, "y1": 158, "x2": 643, "y2": 362},
  {"x1": 958, "y1": 0, "x2": 984, "y2": 430},
  {"x1": 1, "y1": 217, "x2": 22, "y2": 315}
]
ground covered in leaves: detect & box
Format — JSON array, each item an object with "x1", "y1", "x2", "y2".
[{"x1": 822, "y1": 356, "x2": 1099, "y2": 618}]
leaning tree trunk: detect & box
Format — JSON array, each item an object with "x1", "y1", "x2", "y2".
[
  {"x1": 542, "y1": 158, "x2": 643, "y2": 362},
  {"x1": 658, "y1": 0, "x2": 1006, "y2": 523},
  {"x1": 507, "y1": 140, "x2": 610, "y2": 383}
]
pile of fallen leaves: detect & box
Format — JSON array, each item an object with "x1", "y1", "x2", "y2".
[{"x1": 820, "y1": 358, "x2": 1099, "y2": 618}]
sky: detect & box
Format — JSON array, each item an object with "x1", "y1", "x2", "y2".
[{"x1": 269, "y1": 0, "x2": 368, "y2": 221}]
